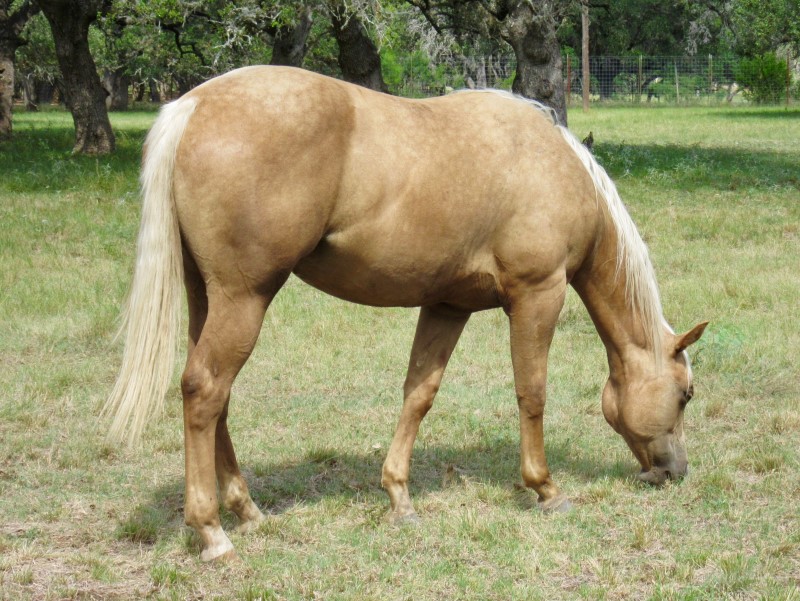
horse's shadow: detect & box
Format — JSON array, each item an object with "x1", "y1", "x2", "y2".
[{"x1": 123, "y1": 437, "x2": 631, "y2": 544}]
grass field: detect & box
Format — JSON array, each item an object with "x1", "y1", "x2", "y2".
[{"x1": 1, "y1": 103, "x2": 798, "y2": 600}]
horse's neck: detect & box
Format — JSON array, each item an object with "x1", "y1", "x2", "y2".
[{"x1": 572, "y1": 233, "x2": 657, "y2": 378}]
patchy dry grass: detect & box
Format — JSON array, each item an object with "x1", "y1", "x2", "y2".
[{"x1": 1, "y1": 104, "x2": 799, "y2": 599}]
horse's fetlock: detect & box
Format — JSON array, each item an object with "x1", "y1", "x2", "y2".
[
  {"x1": 381, "y1": 464, "x2": 406, "y2": 489},
  {"x1": 522, "y1": 469, "x2": 553, "y2": 492}
]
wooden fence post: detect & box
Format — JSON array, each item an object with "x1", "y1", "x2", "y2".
[
  {"x1": 708, "y1": 54, "x2": 713, "y2": 101},
  {"x1": 787, "y1": 50, "x2": 792, "y2": 108},
  {"x1": 638, "y1": 54, "x2": 643, "y2": 102},
  {"x1": 566, "y1": 54, "x2": 572, "y2": 107}
]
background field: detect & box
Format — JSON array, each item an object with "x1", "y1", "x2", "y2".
[{"x1": 1, "y1": 104, "x2": 798, "y2": 600}]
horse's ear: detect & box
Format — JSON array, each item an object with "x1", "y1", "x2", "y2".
[{"x1": 674, "y1": 321, "x2": 709, "y2": 354}]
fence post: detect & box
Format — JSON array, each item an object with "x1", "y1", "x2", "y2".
[
  {"x1": 787, "y1": 50, "x2": 792, "y2": 108},
  {"x1": 566, "y1": 54, "x2": 572, "y2": 107},
  {"x1": 674, "y1": 61, "x2": 680, "y2": 103},
  {"x1": 638, "y1": 54, "x2": 643, "y2": 102},
  {"x1": 708, "y1": 54, "x2": 713, "y2": 102},
  {"x1": 581, "y1": 0, "x2": 590, "y2": 111}
]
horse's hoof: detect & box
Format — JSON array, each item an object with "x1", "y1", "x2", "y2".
[
  {"x1": 215, "y1": 549, "x2": 241, "y2": 564},
  {"x1": 201, "y1": 546, "x2": 239, "y2": 563},
  {"x1": 387, "y1": 511, "x2": 420, "y2": 526},
  {"x1": 538, "y1": 495, "x2": 573, "y2": 513}
]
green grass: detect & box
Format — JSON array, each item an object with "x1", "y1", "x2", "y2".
[{"x1": 1, "y1": 104, "x2": 799, "y2": 599}]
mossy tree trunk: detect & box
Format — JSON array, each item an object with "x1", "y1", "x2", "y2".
[
  {"x1": 0, "y1": 0, "x2": 40, "y2": 141},
  {"x1": 38, "y1": 0, "x2": 115, "y2": 155}
]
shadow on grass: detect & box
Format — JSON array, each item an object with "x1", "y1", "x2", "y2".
[
  {"x1": 118, "y1": 436, "x2": 632, "y2": 547},
  {"x1": 708, "y1": 108, "x2": 800, "y2": 120},
  {"x1": 594, "y1": 142, "x2": 800, "y2": 193},
  {"x1": 0, "y1": 111, "x2": 149, "y2": 195}
]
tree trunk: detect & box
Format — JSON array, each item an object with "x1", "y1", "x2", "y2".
[
  {"x1": 103, "y1": 68, "x2": 129, "y2": 111},
  {"x1": 38, "y1": 0, "x2": 115, "y2": 154},
  {"x1": 500, "y1": 1, "x2": 567, "y2": 125},
  {"x1": 0, "y1": 44, "x2": 14, "y2": 140},
  {"x1": 0, "y1": 0, "x2": 40, "y2": 140},
  {"x1": 22, "y1": 74, "x2": 38, "y2": 111},
  {"x1": 330, "y1": 9, "x2": 388, "y2": 93},
  {"x1": 269, "y1": 6, "x2": 312, "y2": 67},
  {"x1": 148, "y1": 79, "x2": 160, "y2": 103}
]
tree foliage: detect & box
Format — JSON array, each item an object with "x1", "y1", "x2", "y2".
[
  {"x1": 735, "y1": 52, "x2": 788, "y2": 103},
  {"x1": 5, "y1": 0, "x2": 799, "y2": 150},
  {"x1": 15, "y1": 0, "x2": 800, "y2": 103}
]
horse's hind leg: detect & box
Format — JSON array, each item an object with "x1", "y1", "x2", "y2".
[
  {"x1": 181, "y1": 287, "x2": 271, "y2": 562},
  {"x1": 382, "y1": 305, "x2": 469, "y2": 522},
  {"x1": 184, "y1": 251, "x2": 265, "y2": 536},
  {"x1": 215, "y1": 398, "x2": 265, "y2": 532}
]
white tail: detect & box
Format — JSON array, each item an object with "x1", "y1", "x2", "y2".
[{"x1": 102, "y1": 98, "x2": 198, "y2": 448}]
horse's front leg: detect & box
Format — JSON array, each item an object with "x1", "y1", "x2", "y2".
[
  {"x1": 506, "y1": 277, "x2": 571, "y2": 511},
  {"x1": 381, "y1": 305, "x2": 470, "y2": 522}
]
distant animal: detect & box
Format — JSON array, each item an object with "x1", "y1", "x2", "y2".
[
  {"x1": 647, "y1": 76, "x2": 663, "y2": 102},
  {"x1": 582, "y1": 131, "x2": 594, "y2": 151},
  {"x1": 104, "y1": 66, "x2": 707, "y2": 562}
]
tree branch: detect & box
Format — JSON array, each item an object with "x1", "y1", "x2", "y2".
[
  {"x1": 162, "y1": 23, "x2": 208, "y2": 67},
  {"x1": 406, "y1": 0, "x2": 444, "y2": 34},
  {"x1": 10, "y1": 0, "x2": 41, "y2": 38}
]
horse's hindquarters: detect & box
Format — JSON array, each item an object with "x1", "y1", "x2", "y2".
[{"x1": 172, "y1": 69, "x2": 354, "y2": 293}]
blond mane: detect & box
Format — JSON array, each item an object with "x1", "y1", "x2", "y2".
[{"x1": 468, "y1": 89, "x2": 665, "y2": 363}]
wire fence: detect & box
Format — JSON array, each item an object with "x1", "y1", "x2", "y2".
[{"x1": 394, "y1": 54, "x2": 798, "y2": 106}]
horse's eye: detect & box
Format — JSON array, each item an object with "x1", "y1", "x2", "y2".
[{"x1": 681, "y1": 385, "x2": 694, "y2": 407}]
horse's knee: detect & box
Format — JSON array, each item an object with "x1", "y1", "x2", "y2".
[
  {"x1": 516, "y1": 386, "x2": 546, "y2": 419},
  {"x1": 403, "y1": 380, "x2": 438, "y2": 417}
]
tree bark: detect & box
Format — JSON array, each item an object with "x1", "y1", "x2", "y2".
[
  {"x1": 269, "y1": 6, "x2": 313, "y2": 67},
  {"x1": 0, "y1": 0, "x2": 40, "y2": 140},
  {"x1": 148, "y1": 79, "x2": 160, "y2": 103},
  {"x1": 0, "y1": 46, "x2": 14, "y2": 140},
  {"x1": 500, "y1": 1, "x2": 567, "y2": 125},
  {"x1": 330, "y1": 9, "x2": 388, "y2": 93},
  {"x1": 103, "y1": 68, "x2": 129, "y2": 111},
  {"x1": 38, "y1": 0, "x2": 115, "y2": 154},
  {"x1": 21, "y1": 74, "x2": 37, "y2": 110}
]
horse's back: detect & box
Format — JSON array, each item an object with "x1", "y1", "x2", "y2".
[{"x1": 171, "y1": 66, "x2": 599, "y2": 309}]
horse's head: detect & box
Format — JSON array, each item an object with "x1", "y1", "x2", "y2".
[{"x1": 601, "y1": 322, "x2": 708, "y2": 485}]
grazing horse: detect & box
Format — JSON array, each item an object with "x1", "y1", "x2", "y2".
[{"x1": 103, "y1": 66, "x2": 707, "y2": 562}]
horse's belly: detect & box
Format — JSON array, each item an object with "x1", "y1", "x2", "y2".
[{"x1": 293, "y1": 240, "x2": 501, "y2": 310}]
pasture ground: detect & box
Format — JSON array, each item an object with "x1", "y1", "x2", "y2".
[{"x1": 1, "y1": 104, "x2": 798, "y2": 600}]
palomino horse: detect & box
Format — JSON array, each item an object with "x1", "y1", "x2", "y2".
[{"x1": 104, "y1": 66, "x2": 707, "y2": 561}]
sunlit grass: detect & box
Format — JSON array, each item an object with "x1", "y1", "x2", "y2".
[{"x1": 0, "y1": 105, "x2": 798, "y2": 599}]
